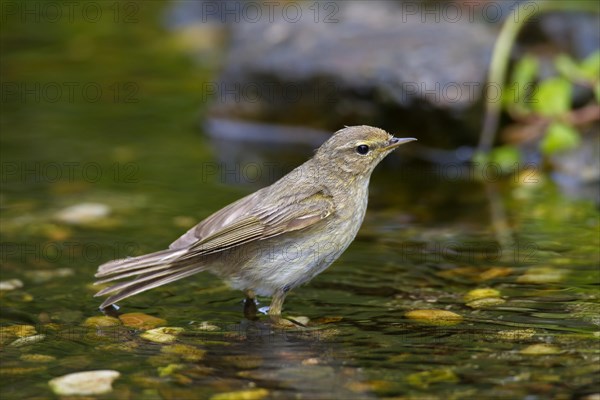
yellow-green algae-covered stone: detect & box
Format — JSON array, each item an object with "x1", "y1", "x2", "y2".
[
  {"x1": 140, "y1": 327, "x2": 184, "y2": 344},
  {"x1": 405, "y1": 309, "x2": 463, "y2": 326}
]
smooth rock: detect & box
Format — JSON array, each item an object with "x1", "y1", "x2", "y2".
[
  {"x1": 174, "y1": 1, "x2": 496, "y2": 145},
  {"x1": 55, "y1": 203, "x2": 110, "y2": 225},
  {"x1": 119, "y1": 313, "x2": 167, "y2": 330},
  {"x1": 520, "y1": 344, "x2": 561, "y2": 355},
  {"x1": 48, "y1": 370, "x2": 120, "y2": 396},
  {"x1": 497, "y1": 329, "x2": 536, "y2": 341},
  {"x1": 25, "y1": 268, "x2": 74, "y2": 283},
  {"x1": 161, "y1": 344, "x2": 206, "y2": 362},
  {"x1": 20, "y1": 354, "x2": 56, "y2": 363},
  {"x1": 405, "y1": 309, "x2": 463, "y2": 326},
  {"x1": 140, "y1": 327, "x2": 184, "y2": 344},
  {"x1": 84, "y1": 316, "x2": 122, "y2": 328},
  {"x1": 517, "y1": 267, "x2": 568, "y2": 284},
  {"x1": 466, "y1": 297, "x2": 506, "y2": 309},
  {"x1": 0, "y1": 279, "x2": 23, "y2": 291},
  {"x1": 10, "y1": 334, "x2": 46, "y2": 347},
  {"x1": 464, "y1": 288, "x2": 501, "y2": 302},
  {"x1": 210, "y1": 388, "x2": 270, "y2": 400}
]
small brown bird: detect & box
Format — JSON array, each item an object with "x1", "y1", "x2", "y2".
[{"x1": 94, "y1": 126, "x2": 415, "y2": 318}]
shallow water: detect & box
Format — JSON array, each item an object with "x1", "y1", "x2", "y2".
[{"x1": 1, "y1": 3, "x2": 599, "y2": 399}]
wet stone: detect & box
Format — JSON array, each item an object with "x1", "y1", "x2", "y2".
[
  {"x1": 158, "y1": 363, "x2": 185, "y2": 377},
  {"x1": 20, "y1": 354, "x2": 56, "y2": 363},
  {"x1": 193, "y1": 321, "x2": 221, "y2": 331},
  {"x1": 84, "y1": 316, "x2": 122, "y2": 328},
  {"x1": 140, "y1": 327, "x2": 184, "y2": 344},
  {"x1": 10, "y1": 334, "x2": 46, "y2": 347},
  {"x1": 161, "y1": 344, "x2": 206, "y2": 362},
  {"x1": 497, "y1": 329, "x2": 536, "y2": 341},
  {"x1": 119, "y1": 313, "x2": 167, "y2": 330},
  {"x1": 223, "y1": 354, "x2": 263, "y2": 370},
  {"x1": 405, "y1": 309, "x2": 463, "y2": 326},
  {"x1": 467, "y1": 297, "x2": 506, "y2": 309},
  {"x1": 0, "y1": 279, "x2": 24, "y2": 291},
  {"x1": 520, "y1": 344, "x2": 561, "y2": 355},
  {"x1": 464, "y1": 288, "x2": 501, "y2": 302},
  {"x1": 25, "y1": 268, "x2": 74, "y2": 283},
  {"x1": 478, "y1": 267, "x2": 513, "y2": 281},
  {"x1": 0, "y1": 366, "x2": 47, "y2": 375},
  {"x1": 406, "y1": 368, "x2": 459, "y2": 389},
  {"x1": 54, "y1": 202, "x2": 111, "y2": 225},
  {"x1": 1, "y1": 325, "x2": 38, "y2": 345},
  {"x1": 517, "y1": 267, "x2": 568, "y2": 284},
  {"x1": 48, "y1": 370, "x2": 120, "y2": 396},
  {"x1": 209, "y1": 388, "x2": 270, "y2": 400}
]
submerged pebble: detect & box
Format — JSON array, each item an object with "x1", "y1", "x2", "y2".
[
  {"x1": 405, "y1": 309, "x2": 463, "y2": 326},
  {"x1": 1, "y1": 366, "x2": 47, "y2": 375},
  {"x1": 223, "y1": 355, "x2": 263, "y2": 370},
  {"x1": 194, "y1": 321, "x2": 221, "y2": 331},
  {"x1": 0, "y1": 279, "x2": 23, "y2": 291},
  {"x1": 140, "y1": 327, "x2": 184, "y2": 344},
  {"x1": 478, "y1": 267, "x2": 513, "y2": 281},
  {"x1": 48, "y1": 370, "x2": 120, "y2": 395},
  {"x1": 20, "y1": 354, "x2": 56, "y2": 363},
  {"x1": 0, "y1": 325, "x2": 37, "y2": 344},
  {"x1": 406, "y1": 368, "x2": 459, "y2": 389},
  {"x1": 464, "y1": 288, "x2": 505, "y2": 308},
  {"x1": 496, "y1": 329, "x2": 536, "y2": 341},
  {"x1": 10, "y1": 334, "x2": 46, "y2": 347},
  {"x1": 54, "y1": 203, "x2": 111, "y2": 225},
  {"x1": 520, "y1": 344, "x2": 561, "y2": 355},
  {"x1": 210, "y1": 388, "x2": 270, "y2": 400},
  {"x1": 157, "y1": 363, "x2": 185, "y2": 377},
  {"x1": 83, "y1": 316, "x2": 121, "y2": 328},
  {"x1": 466, "y1": 297, "x2": 506, "y2": 308},
  {"x1": 517, "y1": 267, "x2": 568, "y2": 284},
  {"x1": 161, "y1": 344, "x2": 206, "y2": 362},
  {"x1": 0, "y1": 324, "x2": 37, "y2": 338},
  {"x1": 464, "y1": 288, "x2": 501, "y2": 302},
  {"x1": 119, "y1": 313, "x2": 166, "y2": 330},
  {"x1": 25, "y1": 268, "x2": 73, "y2": 283}
]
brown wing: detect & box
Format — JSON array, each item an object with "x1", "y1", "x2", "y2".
[
  {"x1": 174, "y1": 188, "x2": 335, "y2": 259},
  {"x1": 95, "y1": 187, "x2": 335, "y2": 283}
]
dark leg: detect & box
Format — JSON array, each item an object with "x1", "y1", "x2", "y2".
[{"x1": 243, "y1": 289, "x2": 258, "y2": 320}]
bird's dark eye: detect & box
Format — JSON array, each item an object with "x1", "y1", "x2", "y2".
[{"x1": 356, "y1": 144, "x2": 370, "y2": 155}]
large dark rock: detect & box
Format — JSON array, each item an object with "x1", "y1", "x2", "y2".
[
  {"x1": 166, "y1": 0, "x2": 598, "y2": 153},
  {"x1": 167, "y1": 1, "x2": 497, "y2": 147}
]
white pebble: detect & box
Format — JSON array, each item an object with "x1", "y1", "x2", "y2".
[{"x1": 48, "y1": 370, "x2": 120, "y2": 395}]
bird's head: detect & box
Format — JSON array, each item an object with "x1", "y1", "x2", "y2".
[{"x1": 314, "y1": 125, "x2": 416, "y2": 177}]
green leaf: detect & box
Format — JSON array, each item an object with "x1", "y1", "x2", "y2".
[
  {"x1": 504, "y1": 55, "x2": 539, "y2": 112},
  {"x1": 540, "y1": 122, "x2": 581, "y2": 155},
  {"x1": 555, "y1": 54, "x2": 582, "y2": 80},
  {"x1": 532, "y1": 77, "x2": 572, "y2": 116},
  {"x1": 472, "y1": 151, "x2": 489, "y2": 165},
  {"x1": 581, "y1": 50, "x2": 600, "y2": 81},
  {"x1": 513, "y1": 55, "x2": 539, "y2": 88},
  {"x1": 490, "y1": 146, "x2": 521, "y2": 171}
]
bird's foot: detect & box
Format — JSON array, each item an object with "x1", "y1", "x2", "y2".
[
  {"x1": 269, "y1": 314, "x2": 309, "y2": 328},
  {"x1": 243, "y1": 297, "x2": 259, "y2": 320}
]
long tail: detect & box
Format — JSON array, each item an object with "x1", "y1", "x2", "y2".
[{"x1": 94, "y1": 248, "x2": 207, "y2": 309}]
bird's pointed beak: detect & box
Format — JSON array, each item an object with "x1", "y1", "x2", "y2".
[{"x1": 384, "y1": 137, "x2": 417, "y2": 150}]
